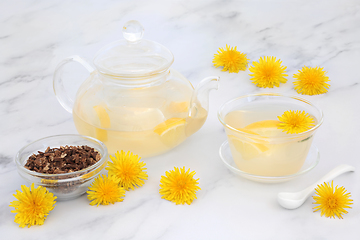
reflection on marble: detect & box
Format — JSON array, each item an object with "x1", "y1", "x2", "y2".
[{"x1": 0, "y1": 0, "x2": 359, "y2": 239}]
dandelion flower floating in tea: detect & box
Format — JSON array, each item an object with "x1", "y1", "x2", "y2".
[
  {"x1": 213, "y1": 45, "x2": 249, "y2": 73},
  {"x1": 249, "y1": 56, "x2": 288, "y2": 88},
  {"x1": 107, "y1": 150, "x2": 148, "y2": 190},
  {"x1": 293, "y1": 66, "x2": 330, "y2": 95},
  {"x1": 87, "y1": 175, "x2": 125, "y2": 206},
  {"x1": 277, "y1": 110, "x2": 315, "y2": 134},
  {"x1": 9, "y1": 183, "x2": 57, "y2": 228},
  {"x1": 159, "y1": 166, "x2": 201, "y2": 205},
  {"x1": 313, "y1": 181, "x2": 353, "y2": 219}
]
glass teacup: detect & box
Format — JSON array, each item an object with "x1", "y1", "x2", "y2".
[{"x1": 218, "y1": 93, "x2": 323, "y2": 177}]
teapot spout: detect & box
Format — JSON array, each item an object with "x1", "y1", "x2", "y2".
[{"x1": 186, "y1": 76, "x2": 219, "y2": 136}]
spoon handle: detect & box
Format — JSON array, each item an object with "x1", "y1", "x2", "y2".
[{"x1": 302, "y1": 164, "x2": 355, "y2": 199}]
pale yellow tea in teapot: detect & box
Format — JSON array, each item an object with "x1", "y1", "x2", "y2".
[{"x1": 72, "y1": 79, "x2": 208, "y2": 156}]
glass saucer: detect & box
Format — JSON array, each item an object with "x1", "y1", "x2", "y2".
[{"x1": 219, "y1": 140, "x2": 320, "y2": 183}]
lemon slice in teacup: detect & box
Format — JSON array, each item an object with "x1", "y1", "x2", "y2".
[
  {"x1": 227, "y1": 120, "x2": 281, "y2": 160},
  {"x1": 242, "y1": 120, "x2": 281, "y2": 137},
  {"x1": 228, "y1": 135, "x2": 268, "y2": 161}
]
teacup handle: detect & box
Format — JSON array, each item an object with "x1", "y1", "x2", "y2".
[{"x1": 53, "y1": 55, "x2": 94, "y2": 113}]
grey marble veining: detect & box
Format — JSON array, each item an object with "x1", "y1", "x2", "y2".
[{"x1": 1, "y1": 0, "x2": 359, "y2": 239}]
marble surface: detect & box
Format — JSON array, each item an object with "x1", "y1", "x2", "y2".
[{"x1": 1, "y1": 0, "x2": 359, "y2": 239}]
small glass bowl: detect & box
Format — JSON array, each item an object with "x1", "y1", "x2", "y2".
[
  {"x1": 15, "y1": 134, "x2": 108, "y2": 200},
  {"x1": 219, "y1": 140, "x2": 319, "y2": 183}
]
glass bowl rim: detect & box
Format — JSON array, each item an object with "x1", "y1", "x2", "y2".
[
  {"x1": 219, "y1": 140, "x2": 320, "y2": 181},
  {"x1": 217, "y1": 92, "x2": 324, "y2": 140},
  {"x1": 15, "y1": 134, "x2": 108, "y2": 179}
]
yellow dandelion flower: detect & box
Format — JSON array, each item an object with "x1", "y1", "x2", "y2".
[
  {"x1": 249, "y1": 56, "x2": 288, "y2": 88},
  {"x1": 87, "y1": 174, "x2": 125, "y2": 206},
  {"x1": 106, "y1": 150, "x2": 148, "y2": 190},
  {"x1": 277, "y1": 110, "x2": 315, "y2": 134},
  {"x1": 293, "y1": 66, "x2": 330, "y2": 95},
  {"x1": 9, "y1": 183, "x2": 57, "y2": 228},
  {"x1": 313, "y1": 181, "x2": 353, "y2": 219},
  {"x1": 159, "y1": 167, "x2": 201, "y2": 205},
  {"x1": 213, "y1": 45, "x2": 249, "y2": 73}
]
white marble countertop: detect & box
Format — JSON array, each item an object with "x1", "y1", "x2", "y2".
[{"x1": 1, "y1": 0, "x2": 359, "y2": 239}]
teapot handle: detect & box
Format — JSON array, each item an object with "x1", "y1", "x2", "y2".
[{"x1": 53, "y1": 55, "x2": 94, "y2": 113}]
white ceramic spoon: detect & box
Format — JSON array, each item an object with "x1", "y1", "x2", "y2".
[{"x1": 277, "y1": 164, "x2": 355, "y2": 209}]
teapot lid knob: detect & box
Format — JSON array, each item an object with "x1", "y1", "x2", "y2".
[{"x1": 122, "y1": 20, "x2": 144, "y2": 42}]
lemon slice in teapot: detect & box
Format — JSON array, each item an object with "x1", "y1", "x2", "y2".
[
  {"x1": 168, "y1": 101, "x2": 189, "y2": 113},
  {"x1": 154, "y1": 118, "x2": 187, "y2": 147},
  {"x1": 94, "y1": 105, "x2": 111, "y2": 142}
]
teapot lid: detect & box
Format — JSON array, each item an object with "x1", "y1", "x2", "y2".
[{"x1": 93, "y1": 20, "x2": 174, "y2": 77}]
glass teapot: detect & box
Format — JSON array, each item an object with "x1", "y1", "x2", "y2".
[{"x1": 53, "y1": 20, "x2": 219, "y2": 157}]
